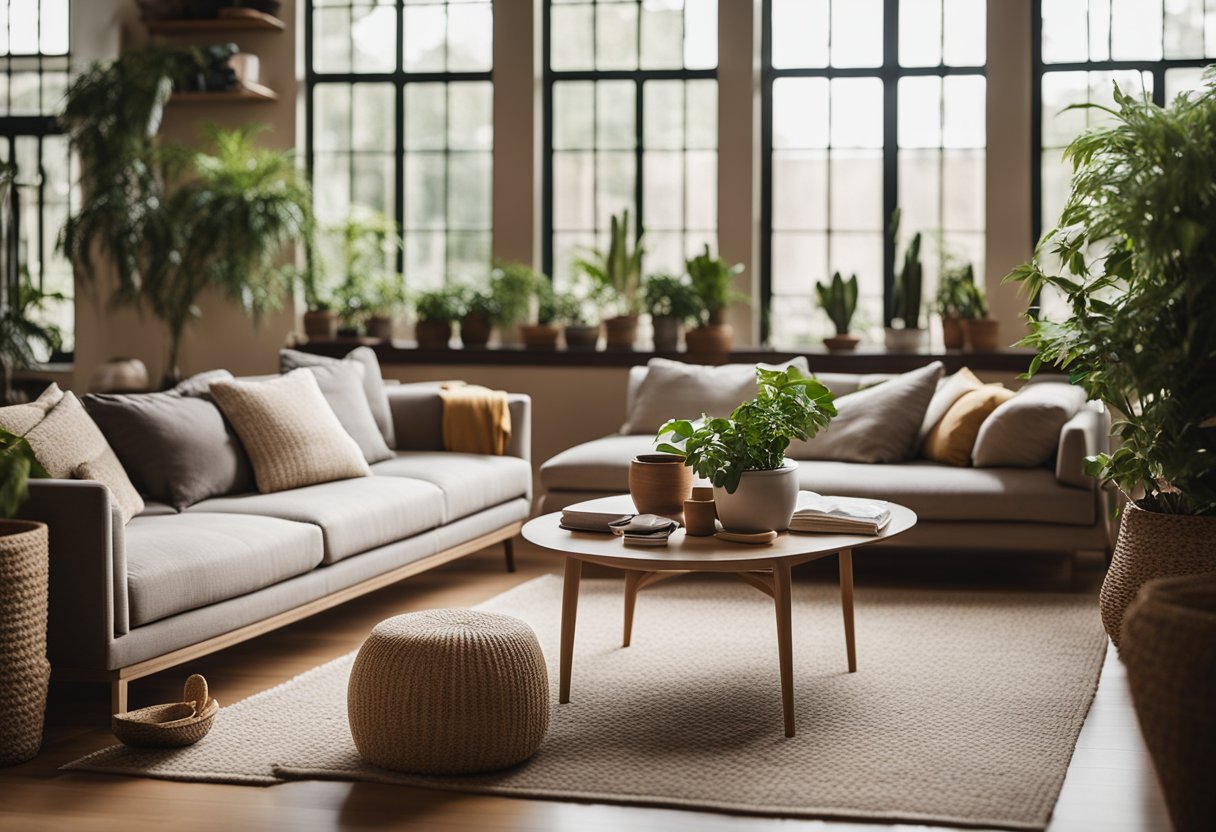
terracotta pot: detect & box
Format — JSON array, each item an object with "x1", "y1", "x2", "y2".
[
  {"x1": 684, "y1": 323, "x2": 733, "y2": 360},
  {"x1": 365, "y1": 315, "x2": 394, "y2": 341},
  {"x1": 823, "y1": 334, "x2": 860, "y2": 353},
  {"x1": 563, "y1": 324, "x2": 600, "y2": 351},
  {"x1": 942, "y1": 315, "x2": 964, "y2": 350},
  {"x1": 628, "y1": 454, "x2": 693, "y2": 519},
  {"x1": 88, "y1": 357, "x2": 150, "y2": 393},
  {"x1": 460, "y1": 313, "x2": 492, "y2": 348},
  {"x1": 713, "y1": 460, "x2": 799, "y2": 533},
  {"x1": 415, "y1": 319, "x2": 453, "y2": 349},
  {"x1": 883, "y1": 327, "x2": 924, "y2": 353},
  {"x1": 0, "y1": 521, "x2": 50, "y2": 766},
  {"x1": 706, "y1": 308, "x2": 727, "y2": 325},
  {"x1": 303, "y1": 309, "x2": 338, "y2": 340},
  {"x1": 961, "y1": 318, "x2": 1001, "y2": 352},
  {"x1": 1100, "y1": 502, "x2": 1216, "y2": 647},
  {"x1": 1121, "y1": 573, "x2": 1216, "y2": 831},
  {"x1": 521, "y1": 324, "x2": 560, "y2": 350},
  {"x1": 683, "y1": 497, "x2": 717, "y2": 536},
  {"x1": 604, "y1": 315, "x2": 639, "y2": 350},
  {"x1": 652, "y1": 315, "x2": 682, "y2": 352}
]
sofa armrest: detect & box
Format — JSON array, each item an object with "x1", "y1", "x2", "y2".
[
  {"x1": 18, "y1": 479, "x2": 125, "y2": 672},
  {"x1": 386, "y1": 385, "x2": 532, "y2": 462},
  {"x1": 1056, "y1": 405, "x2": 1111, "y2": 489}
]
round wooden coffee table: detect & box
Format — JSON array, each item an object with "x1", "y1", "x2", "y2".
[{"x1": 522, "y1": 494, "x2": 917, "y2": 737}]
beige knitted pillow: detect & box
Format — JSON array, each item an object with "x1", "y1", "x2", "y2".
[
  {"x1": 0, "y1": 382, "x2": 64, "y2": 435},
  {"x1": 210, "y1": 369, "x2": 371, "y2": 493}
]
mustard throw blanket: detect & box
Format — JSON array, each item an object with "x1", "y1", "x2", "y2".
[{"x1": 439, "y1": 383, "x2": 512, "y2": 455}]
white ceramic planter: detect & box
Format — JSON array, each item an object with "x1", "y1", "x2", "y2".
[
  {"x1": 883, "y1": 327, "x2": 925, "y2": 353},
  {"x1": 713, "y1": 459, "x2": 800, "y2": 533}
]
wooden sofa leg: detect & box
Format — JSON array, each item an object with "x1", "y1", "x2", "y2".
[
  {"x1": 504, "y1": 537, "x2": 516, "y2": 573},
  {"x1": 112, "y1": 679, "x2": 128, "y2": 715}
]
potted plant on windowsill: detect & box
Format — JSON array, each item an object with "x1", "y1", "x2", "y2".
[
  {"x1": 936, "y1": 261, "x2": 974, "y2": 350},
  {"x1": 884, "y1": 210, "x2": 925, "y2": 353},
  {"x1": 329, "y1": 208, "x2": 403, "y2": 341},
  {"x1": 958, "y1": 278, "x2": 999, "y2": 353},
  {"x1": 490, "y1": 259, "x2": 542, "y2": 347},
  {"x1": 685, "y1": 245, "x2": 746, "y2": 359},
  {"x1": 412, "y1": 286, "x2": 462, "y2": 349},
  {"x1": 575, "y1": 209, "x2": 644, "y2": 350},
  {"x1": 550, "y1": 290, "x2": 595, "y2": 350},
  {"x1": 815, "y1": 271, "x2": 860, "y2": 352},
  {"x1": 643, "y1": 273, "x2": 700, "y2": 352},
  {"x1": 1005, "y1": 76, "x2": 1216, "y2": 651},
  {"x1": 655, "y1": 366, "x2": 836, "y2": 532},
  {"x1": 459, "y1": 287, "x2": 497, "y2": 348},
  {"x1": 521, "y1": 274, "x2": 561, "y2": 351}
]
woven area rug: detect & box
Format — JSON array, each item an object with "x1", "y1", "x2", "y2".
[{"x1": 64, "y1": 574, "x2": 1106, "y2": 830}]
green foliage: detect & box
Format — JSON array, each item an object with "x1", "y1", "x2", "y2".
[
  {"x1": 654, "y1": 366, "x2": 837, "y2": 494},
  {"x1": 1004, "y1": 73, "x2": 1216, "y2": 515},
  {"x1": 574, "y1": 209, "x2": 645, "y2": 316},
  {"x1": 413, "y1": 286, "x2": 464, "y2": 323},
  {"x1": 330, "y1": 208, "x2": 404, "y2": 322},
  {"x1": 643, "y1": 273, "x2": 701, "y2": 322},
  {"x1": 814, "y1": 271, "x2": 859, "y2": 335},
  {"x1": 685, "y1": 244, "x2": 745, "y2": 321},
  {"x1": 460, "y1": 287, "x2": 500, "y2": 320},
  {"x1": 0, "y1": 428, "x2": 47, "y2": 519},
  {"x1": 937, "y1": 262, "x2": 987, "y2": 319},
  {"x1": 0, "y1": 263, "x2": 67, "y2": 403},
  {"x1": 891, "y1": 210, "x2": 924, "y2": 328},
  {"x1": 490, "y1": 259, "x2": 544, "y2": 325},
  {"x1": 550, "y1": 291, "x2": 589, "y2": 325}
]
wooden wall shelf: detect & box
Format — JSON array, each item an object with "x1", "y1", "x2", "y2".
[
  {"x1": 144, "y1": 11, "x2": 286, "y2": 35},
  {"x1": 168, "y1": 82, "x2": 279, "y2": 104}
]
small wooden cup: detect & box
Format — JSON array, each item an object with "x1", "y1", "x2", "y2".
[{"x1": 683, "y1": 498, "x2": 718, "y2": 536}]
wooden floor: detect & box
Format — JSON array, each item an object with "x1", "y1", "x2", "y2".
[{"x1": 0, "y1": 540, "x2": 1171, "y2": 832}]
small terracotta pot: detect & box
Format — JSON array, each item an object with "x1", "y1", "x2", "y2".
[
  {"x1": 604, "y1": 315, "x2": 639, "y2": 350},
  {"x1": 942, "y1": 316, "x2": 964, "y2": 350},
  {"x1": 564, "y1": 324, "x2": 600, "y2": 351},
  {"x1": 303, "y1": 309, "x2": 338, "y2": 340},
  {"x1": 683, "y1": 498, "x2": 718, "y2": 537},
  {"x1": 629, "y1": 454, "x2": 693, "y2": 519},
  {"x1": 685, "y1": 323, "x2": 733, "y2": 360},
  {"x1": 365, "y1": 315, "x2": 394, "y2": 341},
  {"x1": 691, "y1": 486, "x2": 715, "y2": 503},
  {"x1": 823, "y1": 334, "x2": 860, "y2": 353},
  {"x1": 460, "y1": 313, "x2": 492, "y2": 348},
  {"x1": 521, "y1": 324, "x2": 560, "y2": 350},
  {"x1": 415, "y1": 319, "x2": 453, "y2": 349},
  {"x1": 652, "y1": 315, "x2": 682, "y2": 352},
  {"x1": 961, "y1": 318, "x2": 1001, "y2": 352}
]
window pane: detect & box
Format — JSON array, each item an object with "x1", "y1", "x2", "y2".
[
  {"x1": 448, "y1": 153, "x2": 492, "y2": 230},
  {"x1": 685, "y1": 150, "x2": 716, "y2": 231},
  {"x1": 404, "y1": 4, "x2": 446, "y2": 72},
  {"x1": 899, "y1": 76, "x2": 942, "y2": 148},
  {"x1": 1164, "y1": 0, "x2": 1205, "y2": 58},
  {"x1": 773, "y1": 78, "x2": 829, "y2": 149},
  {"x1": 554, "y1": 81, "x2": 595, "y2": 149},
  {"x1": 1111, "y1": 0, "x2": 1164, "y2": 60},
  {"x1": 772, "y1": 0, "x2": 829, "y2": 69},
  {"x1": 686, "y1": 80, "x2": 717, "y2": 149},
  {"x1": 644, "y1": 81, "x2": 684, "y2": 150},
  {"x1": 641, "y1": 0, "x2": 684, "y2": 70},
  {"x1": 352, "y1": 84, "x2": 394, "y2": 151},
  {"x1": 448, "y1": 82, "x2": 493, "y2": 151},
  {"x1": 551, "y1": 3, "x2": 594, "y2": 70},
  {"x1": 448, "y1": 1, "x2": 493, "y2": 71},
  {"x1": 684, "y1": 0, "x2": 718, "y2": 69},
  {"x1": 644, "y1": 151, "x2": 684, "y2": 230},
  {"x1": 1165, "y1": 65, "x2": 1207, "y2": 98},
  {"x1": 830, "y1": 78, "x2": 883, "y2": 149},
  {"x1": 405, "y1": 83, "x2": 446, "y2": 150},
  {"x1": 553, "y1": 151, "x2": 596, "y2": 230},
  {"x1": 831, "y1": 0, "x2": 883, "y2": 68},
  {"x1": 773, "y1": 151, "x2": 828, "y2": 231},
  {"x1": 596, "y1": 81, "x2": 636, "y2": 150},
  {"x1": 942, "y1": 75, "x2": 985, "y2": 148},
  {"x1": 943, "y1": 0, "x2": 985, "y2": 66},
  {"x1": 1042, "y1": 0, "x2": 1089, "y2": 63},
  {"x1": 596, "y1": 2, "x2": 640, "y2": 70},
  {"x1": 900, "y1": 0, "x2": 941, "y2": 68},
  {"x1": 352, "y1": 3, "x2": 397, "y2": 72},
  {"x1": 315, "y1": 7, "x2": 352, "y2": 73},
  {"x1": 404, "y1": 152, "x2": 446, "y2": 230},
  {"x1": 829, "y1": 152, "x2": 883, "y2": 231}
]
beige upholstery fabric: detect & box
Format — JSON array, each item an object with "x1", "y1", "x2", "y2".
[
  {"x1": 973, "y1": 382, "x2": 1088, "y2": 468},
  {"x1": 1056, "y1": 406, "x2": 1109, "y2": 489},
  {"x1": 125, "y1": 513, "x2": 324, "y2": 626},
  {"x1": 16, "y1": 392, "x2": 144, "y2": 523},
  {"x1": 623, "y1": 357, "x2": 810, "y2": 435},
  {"x1": 0, "y1": 383, "x2": 64, "y2": 434},
  {"x1": 790, "y1": 362, "x2": 944, "y2": 463},
  {"x1": 917, "y1": 367, "x2": 984, "y2": 443},
  {"x1": 187, "y1": 476, "x2": 445, "y2": 564},
  {"x1": 923, "y1": 386, "x2": 1014, "y2": 467},
  {"x1": 371, "y1": 451, "x2": 532, "y2": 523},
  {"x1": 540, "y1": 434, "x2": 660, "y2": 491},
  {"x1": 210, "y1": 370, "x2": 371, "y2": 493}
]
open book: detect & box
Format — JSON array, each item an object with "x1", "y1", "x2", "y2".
[{"x1": 789, "y1": 491, "x2": 892, "y2": 535}]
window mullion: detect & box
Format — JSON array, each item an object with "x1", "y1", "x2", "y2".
[{"x1": 882, "y1": 0, "x2": 900, "y2": 326}]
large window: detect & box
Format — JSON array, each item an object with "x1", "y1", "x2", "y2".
[
  {"x1": 305, "y1": 0, "x2": 493, "y2": 289},
  {"x1": 1, "y1": 0, "x2": 72, "y2": 356},
  {"x1": 762, "y1": 0, "x2": 986, "y2": 347},
  {"x1": 544, "y1": 0, "x2": 718, "y2": 285}
]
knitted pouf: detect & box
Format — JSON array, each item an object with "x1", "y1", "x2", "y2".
[{"x1": 347, "y1": 609, "x2": 550, "y2": 775}]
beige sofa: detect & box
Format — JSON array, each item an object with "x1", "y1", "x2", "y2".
[
  {"x1": 540, "y1": 366, "x2": 1111, "y2": 559},
  {"x1": 20, "y1": 384, "x2": 532, "y2": 712}
]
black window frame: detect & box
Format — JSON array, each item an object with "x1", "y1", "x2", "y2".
[{"x1": 759, "y1": 0, "x2": 986, "y2": 343}]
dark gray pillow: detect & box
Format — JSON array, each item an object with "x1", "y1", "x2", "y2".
[
  {"x1": 293, "y1": 361, "x2": 394, "y2": 464},
  {"x1": 84, "y1": 381, "x2": 255, "y2": 510},
  {"x1": 280, "y1": 347, "x2": 395, "y2": 448}
]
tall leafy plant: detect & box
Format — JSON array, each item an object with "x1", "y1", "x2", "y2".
[
  {"x1": 815, "y1": 271, "x2": 858, "y2": 335},
  {"x1": 1006, "y1": 76, "x2": 1216, "y2": 516},
  {"x1": 890, "y1": 208, "x2": 924, "y2": 329},
  {"x1": 575, "y1": 209, "x2": 645, "y2": 316},
  {"x1": 685, "y1": 244, "x2": 745, "y2": 324}
]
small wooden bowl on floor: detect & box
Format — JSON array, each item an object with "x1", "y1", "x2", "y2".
[{"x1": 112, "y1": 674, "x2": 220, "y2": 748}]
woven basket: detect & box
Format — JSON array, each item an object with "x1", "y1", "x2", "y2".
[
  {"x1": 1121, "y1": 573, "x2": 1216, "y2": 831},
  {"x1": 1100, "y1": 502, "x2": 1216, "y2": 647},
  {"x1": 0, "y1": 521, "x2": 50, "y2": 767},
  {"x1": 347, "y1": 609, "x2": 549, "y2": 775},
  {"x1": 112, "y1": 674, "x2": 219, "y2": 748}
]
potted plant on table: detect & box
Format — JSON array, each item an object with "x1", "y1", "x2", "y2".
[
  {"x1": 1005, "y1": 77, "x2": 1216, "y2": 650},
  {"x1": 655, "y1": 366, "x2": 836, "y2": 532},
  {"x1": 685, "y1": 245, "x2": 746, "y2": 358},
  {"x1": 412, "y1": 286, "x2": 462, "y2": 349},
  {"x1": 884, "y1": 210, "x2": 925, "y2": 353},
  {"x1": 575, "y1": 209, "x2": 644, "y2": 350},
  {"x1": 815, "y1": 271, "x2": 860, "y2": 352},
  {"x1": 644, "y1": 273, "x2": 701, "y2": 352}
]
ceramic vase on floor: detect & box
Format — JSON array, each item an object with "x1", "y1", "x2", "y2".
[
  {"x1": 713, "y1": 460, "x2": 799, "y2": 533},
  {"x1": 0, "y1": 521, "x2": 50, "y2": 766}
]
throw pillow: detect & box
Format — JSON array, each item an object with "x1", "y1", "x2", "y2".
[
  {"x1": 22, "y1": 392, "x2": 145, "y2": 523},
  {"x1": 292, "y1": 361, "x2": 394, "y2": 464},
  {"x1": 972, "y1": 382, "x2": 1088, "y2": 468},
  {"x1": 210, "y1": 369, "x2": 371, "y2": 493},
  {"x1": 172, "y1": 368, "x2": 234, "y2": 398},
  {"x1": 789, "y1": 361, "x2": 945, "y2": 463},
  {"x1": 84, "y1": 387, "x2": 256, "y2": 510},
  {"x1": 280, "y1": 347, "x2": 395, "y2": 448},
  {"x1": 922, "y1": 385, "x2": 1015, "y2": 467},
  {"x1": 917, "y1": 367, "x2": 984, "y2": 444},
  {"x1": 623, "y1": 357, "x2": 811, "y2": 435},
  {"x1": 0, "y1": 383, "x2": 65, "y2": 435}
]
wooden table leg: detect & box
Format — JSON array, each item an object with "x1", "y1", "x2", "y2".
[
  {"x1": 839, "y1": 548, "x2": 856, "y2": 673},
  {"x1": 559, "y1": 557, "x2": 583, "y2": 704},
  {"x1": 623, "y1": 570, "x2": 644, "y2": 647},
  {"x1": 772, "y1": 559, "x2": 795, "y2": 737}
]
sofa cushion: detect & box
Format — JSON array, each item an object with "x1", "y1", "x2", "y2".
[
  {"x1": 125, "y1": 513, "x2": 324, "y2": 626},
  {"x1": 371, "y1": 452, "x2": 532, "y2": 523},
  {"x1": 924, "y1": 385, "x2": 1015, "y2": 467},
  {"x1": 972, "y1": 382, "x2": 1088, "y2": 468},
  {"x1": 281, "y1": 347, "x2": 395, "y2": 448},
  {"x1": 0, "y1": 382, "x2": 63, "y2": 434},
  {"x1": 540, "y1": 434, "x2": 662, "y2": 492},
  {"x1": 187, "y1": 476, "x2": 445, "y2": 564},
  {"x1": 789, "y1": 362, "x2": 944, "y2": 463},
  {"x1": 290, "y1": 360, "x2": 394, "y2": 465},
  {"x1": 917, "y1": 367, "x2": 984, "y2": 444}
]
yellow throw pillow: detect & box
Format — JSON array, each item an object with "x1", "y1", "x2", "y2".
[
  {"x1": 923, "y1": 386, "x2": 1015, "y2": 467},
  {"x1": 210, "y1": 369, "x2": 372, "y2": 493}
]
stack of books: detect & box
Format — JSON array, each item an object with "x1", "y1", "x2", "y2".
[
  {"x1": 559, "y1": 507, "x2": 634, "y2": 533},
  {"x1": 608, "y1": 514, "x2": 679, "y2": 546},
  {"x1": 789, "y1": 491, "x2": 892, "y2": 535}
]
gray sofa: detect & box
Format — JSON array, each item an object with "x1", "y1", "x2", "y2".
[
  {"x1": 540, "y1": 367, "x2": 1111, "y2": 559},
  {"x1": 20, "y1": 384, "x2": 532, "y2": 712}
]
